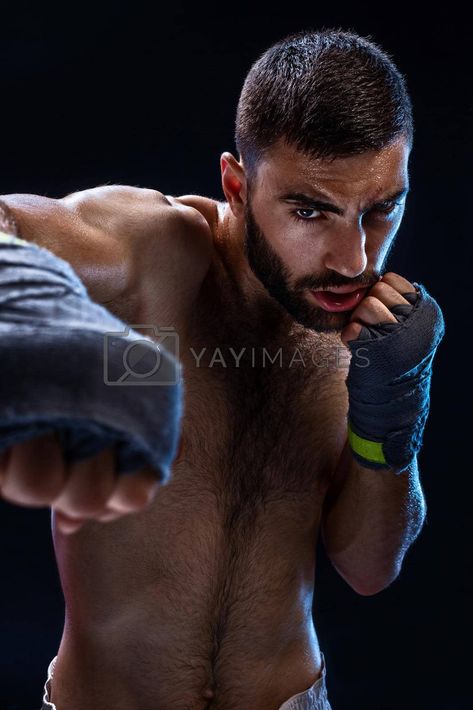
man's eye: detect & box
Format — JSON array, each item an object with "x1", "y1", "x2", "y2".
[
  {"x1": 291, "y1": 208, "x2": 322, "y2": 221},
  {"x1": 371, "y1": 201, "x2": 401, "y2": 215}
]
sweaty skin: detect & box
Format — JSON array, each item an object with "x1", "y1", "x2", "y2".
[{"x1": 1, "y1": 136, "x2": 421, "y2": 709}]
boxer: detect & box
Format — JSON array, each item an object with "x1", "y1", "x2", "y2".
[{"x1": 0, "y1": 28, "x2": 444, "y2": 710}]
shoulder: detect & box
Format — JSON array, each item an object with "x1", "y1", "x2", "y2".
[
  {"x1": 64, "y1": 186, "x2": 214, "y2": 253},
  {"x1": 164, "y1": 193, "x2": 217, "y2": 264},
  {"x1": 60, "y1": 186, "x2": 215, "y2": 290},
  {"x1": 168, "y1": 194, "x2": 219, "y2": 233}
]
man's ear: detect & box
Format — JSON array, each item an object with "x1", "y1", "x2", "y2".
[{"x1": 220, "y1": 152, "x2": 248, "y2": 218}]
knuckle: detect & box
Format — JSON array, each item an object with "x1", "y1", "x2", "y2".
[
  {"x1": 28, "y1": 476, "x2": 65, "y2": 504},
  {"x1": 53, "y1": 451, "x2": 116, "y2": 516},
  {"x1": 57, "y1": 490, "x2": 109, "y2": 518},
  {"x1": 75, "y1": 496, "x2": 109, "y2": 517},
  {"x1": 2, "y1": 464, "x2": 65, "y2": 507},
  {"x1": 108, "y1": 475, "x2": 154, "y2": 512},
  {"x1": 361, "y1": 295, "x2": 379, "y2": 308},
  {"x1": 118, "y1": 489, "x2": 148, "y2": 511},
  {"x1": 369, "y1": 281, "x2": 390, "y2": 297},
  {"x1": 382, "y1": 272, "x2": 413, "y2": 290},
  {"x1": 96, "y1": 509, "x2": 126, "y2": 523},
  {"x1": 53, "y1": 483, "x2": 110, "y2": 518}
]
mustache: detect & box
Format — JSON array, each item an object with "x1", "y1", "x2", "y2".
[{"x1": 294, "y1": 271, "x2": 381, "y2": 292}]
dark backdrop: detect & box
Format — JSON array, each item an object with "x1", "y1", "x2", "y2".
[{"x1": 1, "y1": 2, "x2": 471, "y2": 708}]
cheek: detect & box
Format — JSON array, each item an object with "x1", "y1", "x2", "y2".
[
  {"x1": 279, "y1": 229, "x2": 322, "y2": 270},
  {"x1": 264, "y1": 215, "x2": 311, "y2": 258}
]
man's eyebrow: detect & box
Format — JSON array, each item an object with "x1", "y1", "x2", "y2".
[{"x1": 278, "y1": 187, "x2": 410, "y2": 216}]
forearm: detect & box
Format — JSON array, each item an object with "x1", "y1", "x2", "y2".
[{"x1": 321, "y1": 440, "x2": 427, "y2": 595}]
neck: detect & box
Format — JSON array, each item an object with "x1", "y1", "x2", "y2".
[
  {"x1": 218, "y1": 202, "x2": 277, "y2": 308},
  {"x1": 214, "y1": 202, "x2": 298, "y2": 343}
]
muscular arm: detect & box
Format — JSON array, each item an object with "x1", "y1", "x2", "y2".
[
  {"x1": 321, "y1": 439, "x2": 427, "y2": 596},
  {"x1": 0, "y1": 191, "x2": 132, "y2": 303},
  {"x1": 0, "y1": 187, "x2": 213, "y2": 323},
  {"x1": 0, "y1": 186, "x2": 212, "y2": 532}
]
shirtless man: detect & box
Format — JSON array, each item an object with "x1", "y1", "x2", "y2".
[{"x1": 0, "y1": 29, "x2": 444, "y2": 709}]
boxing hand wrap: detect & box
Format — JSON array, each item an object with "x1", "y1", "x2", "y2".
[
  {"x1": 345, "y1": 282, "x2": 445, "y2": 472},
  {"x1": 0, "y1": 231, "x2": 183, "y2": 481}
]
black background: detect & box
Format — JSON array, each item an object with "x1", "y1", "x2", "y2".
[{"x1": 1, "y1": 2, "x2": 471, "y2": 708}]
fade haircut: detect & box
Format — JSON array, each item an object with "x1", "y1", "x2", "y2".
[{"x1": 235, "y1": 28, "x2": 413, "y2": 182}]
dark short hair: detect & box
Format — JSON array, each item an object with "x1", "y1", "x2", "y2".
[{"x1": 235, "y1": 28, "x2": 413, "y2": 181}]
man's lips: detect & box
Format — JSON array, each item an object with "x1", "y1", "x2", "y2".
[{"x1": 310, "y1": 286, "x2": 369, "y2": 312}]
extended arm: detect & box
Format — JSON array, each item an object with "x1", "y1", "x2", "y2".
[
  {"x1": 0, "y1": 185, "x2": 211, "y2": 533},
  {"x1": 0, "y1": 186, "x2": 212, "y2": 323},
  {"x1": 0, "y1": 190, "x2": 132, "y2": 304}
]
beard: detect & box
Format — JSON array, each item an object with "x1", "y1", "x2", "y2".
[{"x1": 243, "y1": 199, "x2": 387, "y2": 332}]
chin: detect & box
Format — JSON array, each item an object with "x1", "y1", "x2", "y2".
[
  {"x1": 302, "y1": 319, "x2": 345, "y2": 334},
  {"x1": 283, "y1": 304, "x2": 349, "y2": 333},
  {"x1": 285, "y1": 296, "x2": 352, "y2": 333}
]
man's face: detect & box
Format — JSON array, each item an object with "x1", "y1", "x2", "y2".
[{"x1": 243, "y1": 137, "x2": 410, "y2": 332}]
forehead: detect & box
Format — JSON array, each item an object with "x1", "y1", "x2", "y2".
[{"x1": 255, "y1": 137, "x2": 410, "y2": 200}]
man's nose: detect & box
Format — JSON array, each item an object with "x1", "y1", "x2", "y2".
[{"x1": 322, "y1": 223, "x2": 368, "y2": 278}]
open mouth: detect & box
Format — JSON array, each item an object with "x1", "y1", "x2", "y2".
[{"x1": 310, "y1": 287, "x2": 369, "y2": 312}]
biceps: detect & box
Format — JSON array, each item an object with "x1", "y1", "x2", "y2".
[{"x1": 0, "y1": 192, "x2": 130, "y2": 303}]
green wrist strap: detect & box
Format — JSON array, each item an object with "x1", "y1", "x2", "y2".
[
  {"x1": 0, "y1": 230, "x2": 30, "y2": 247},
  {"x1": 347, "y1": 420, "x2": 387, "y2": 465}
]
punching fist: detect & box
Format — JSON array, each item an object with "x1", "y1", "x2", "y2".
[
  {"x1": 0, "y1": 436, "x2": 162, "y2": 534},
  {"x1": 0, "y1": 228, "x2": 183, "y2": 534},
  {"x1": 0, "y1": 186, "x2": 212, "y2": 534}
]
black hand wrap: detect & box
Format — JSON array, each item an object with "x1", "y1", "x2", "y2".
[
  {"x1": 0, "y1": 232, "x2": 183, "y2": 481},
  {"x1": 345, "y1": 282, "x2": 445, "y2": 472}
]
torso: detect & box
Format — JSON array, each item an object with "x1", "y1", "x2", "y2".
[{"x1": 50, "y1": 196, "x2": 349, "y2": 710}]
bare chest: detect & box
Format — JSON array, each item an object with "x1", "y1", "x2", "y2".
[
  {"x1": 52, "y1": 271, "x2": 348, "y2": 709},
  {"x1": 178, "y1": 321, "x2": 343, "y2": 524},
  {"x1": 180, "y1": 268, "x2": 347, "y2": 501}
]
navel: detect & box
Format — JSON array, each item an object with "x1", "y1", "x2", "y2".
[{"x1": 202, "y1": 686, "x2": 214, "y2": 700}]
